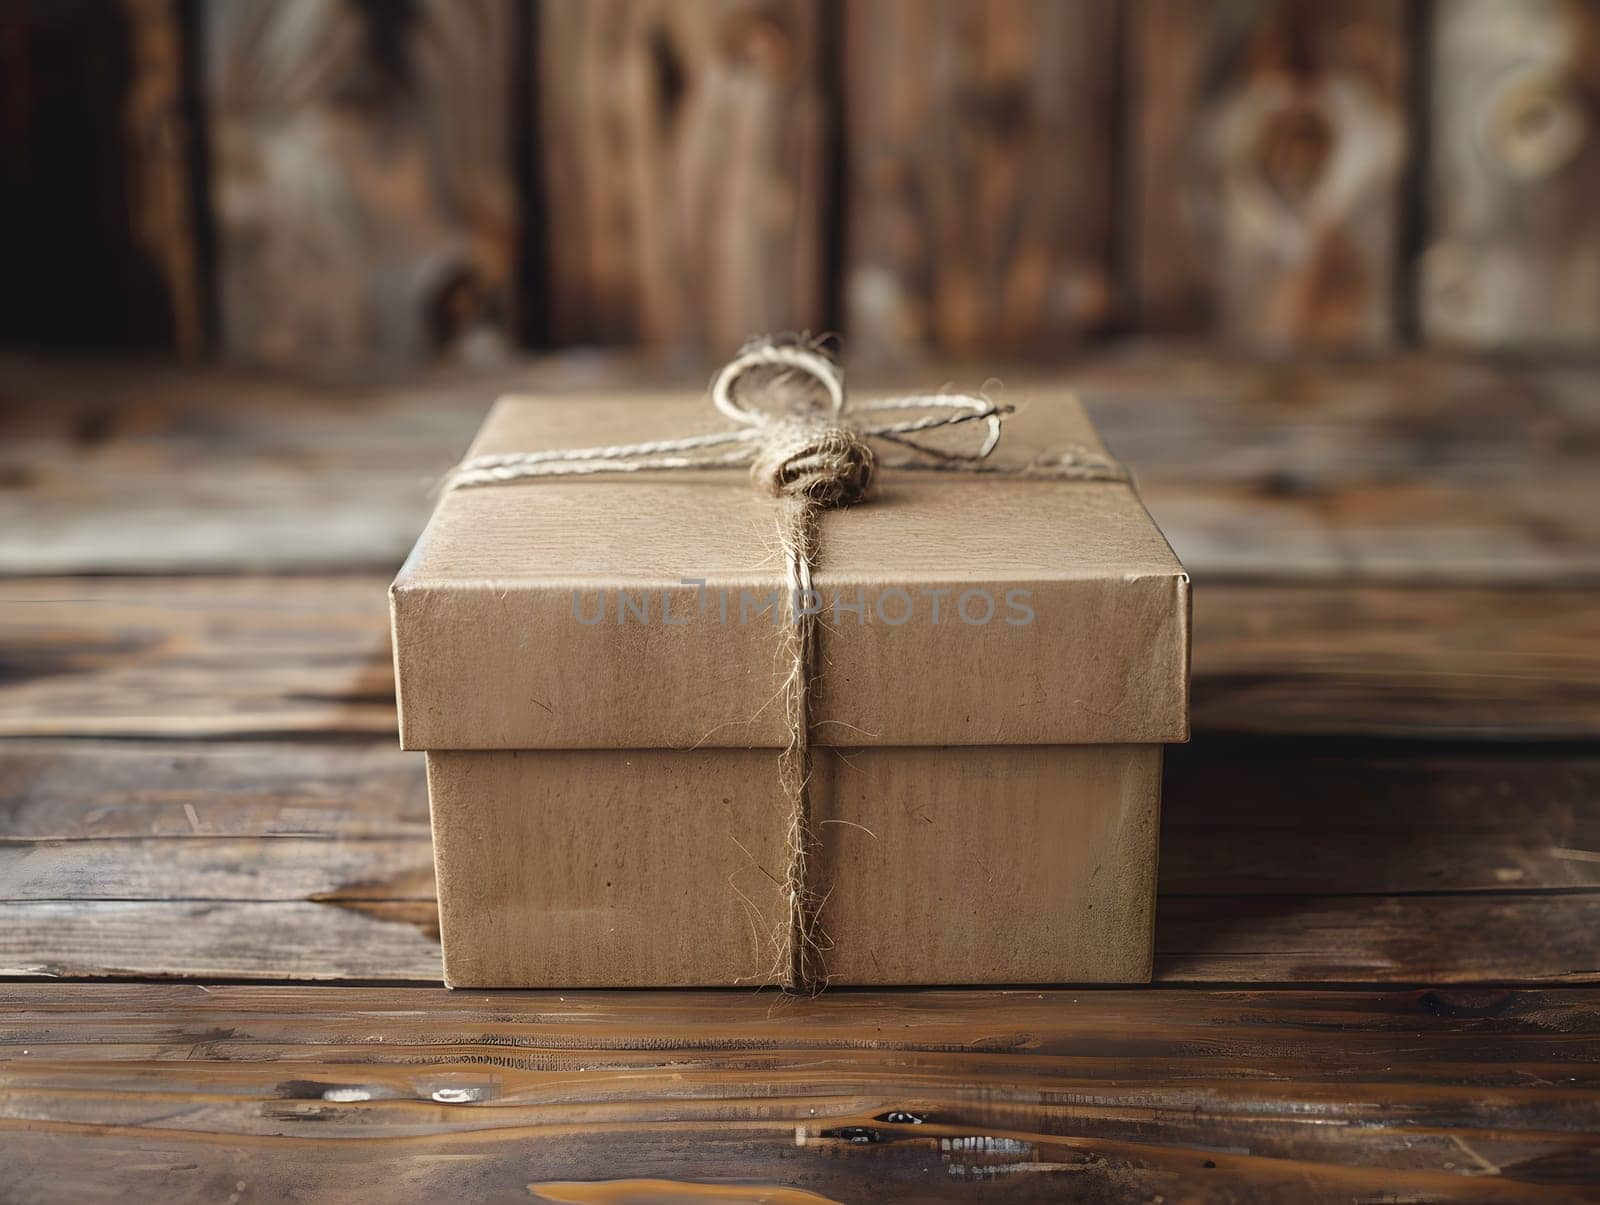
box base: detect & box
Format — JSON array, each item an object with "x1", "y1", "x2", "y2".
[{"x1": 426, "y1": 744, "x2": 1161, "y2": 987}]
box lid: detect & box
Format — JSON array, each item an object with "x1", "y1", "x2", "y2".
[{"x1": 391, "y1": 388, "x2": 1189, "y2": 750}]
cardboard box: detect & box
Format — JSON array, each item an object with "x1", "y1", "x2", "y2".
[{"x1": 391, "y1": 388, "x2": 1189, "y2": 986}]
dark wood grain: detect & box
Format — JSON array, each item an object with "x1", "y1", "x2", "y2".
[
  {"x1": 538, "y1": 0, "x2": 828, "y2": 351},
  {"x1": 1191, "y1": 586, "x2": 1600, "y2": 740},
  {"x1": 1423, "y1": 0, "x2": 1600, "y2": 347},
  {"x1": 203, "y1": 0, "x2": 517, "y2": 366},
  {"x1": 842, "y1": 0, "x2": 1117, "y2": 360},
  {"x1": 1132, "y1": 0, "x2": 1406, "y2": 347},
  {"x1": 0, "y1": 984, "x2": 1594, "y2": 1201},
  {"x1": 1162, "y1": 747, "x2": 1600, "y2": 894},
  {"x1": 10, "y1": 888, "x2": 1600, "y2": 987},
  {"x1": 121, "y1": 0, "x2": 205, "y2": 356},
  {"x1": 0, "y1": 0, "x2": 201, "y2": 354},
  {"x1": 1156, "y1": 892, "x2": 1600, "y2": 985}
]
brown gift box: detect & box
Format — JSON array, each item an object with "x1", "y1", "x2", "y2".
[{"x1": 390, "y1": 388, "x2": 1189, "y2": 987}]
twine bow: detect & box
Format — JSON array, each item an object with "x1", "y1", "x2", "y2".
[{"x1": 447, "y1": 336, "x2": 1126, "y2": 992}]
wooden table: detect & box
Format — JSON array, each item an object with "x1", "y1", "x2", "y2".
[{"x1": 1, "y1": 347, "x2": 1597, "y2": 1202}]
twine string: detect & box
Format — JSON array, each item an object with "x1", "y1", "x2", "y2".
[{"x1": 445, "y1": 336, "x2": 1127, "y2": 992}]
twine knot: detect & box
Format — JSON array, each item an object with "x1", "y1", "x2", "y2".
[
  {"x1": 713, "y1": 338, "x2": 876, "y2": 508},
  {"x1": 752, "y1": 423, "x2": 877, "y2": 507}
]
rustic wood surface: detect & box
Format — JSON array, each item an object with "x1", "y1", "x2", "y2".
[
  {"x1": 2, "y1": 984, "x2": 1597, "y2": 1202},
  {"x1": 1, "y1": 348, "x2": 1598, "y2": 1200}
]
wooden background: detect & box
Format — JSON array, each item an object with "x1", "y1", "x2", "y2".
[
  {"x1": 5, "y1": 4, "x2": 1600, "y2": 1198},
  {"x1": 6, "y1": 0, "x2": 1600, "y2": 367}
]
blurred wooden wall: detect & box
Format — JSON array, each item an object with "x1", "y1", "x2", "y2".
[{"x1": 4, "y1": 0, "x2": 1600, "y2": 367}]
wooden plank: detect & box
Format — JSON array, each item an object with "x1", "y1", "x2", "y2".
[
  {"x1": 1162, "y1": 748, "x2": 1600, "y2": 894},
  {"x1": 0, "y1": 577, "x2": 396, "y2": 739},
  {"x1": 5, "y1": 742, "x2": 1596, "y2": 901},
  {"x1": 7, "y1": 982, "x2": 1599, "y2": 1076},
  {"x1": 1132, "y1": 0, "x2": 1407, "y2": 346},
  {"x1": 6, "y1": 577, "x2": 1598, "y2": 741},
  {"x1": 0, "y1": 984, "x2": 1595, "y2": 1200},
  {"x1": 0, "y1": 1, "x2": 201, "y2": 353},
  {"x1": 4, "y1": 350, "x2": 1599, "y2": 582},
  {"x1": 0, "y1": 900, "x2": 439, "y2": 980},
  {"x1": 538, "y1": 0, "x2": 828, "y2": 351},
  {"x1": 3, "y1": 1111, "x2": 1589, "y2": 1205},
  {"x1": 0, "y1": 740, "x2": 426, "y2": 839},
  {"x1": 121, "y1": 0, "x2": 206, "y2": 357},
  {"x1": 203, "y1": 0, "x2": 517, "y2": 366},
  {"x1": 1078, "y1": 350, "x2": 1600, "y2": 584},
  {"x1": 0, "y1": 354, "x2": 669, "y2": 576},
  {"x1": 1191, "y1": 586, "x2": 1600, "y2": 740},
  {"x1": 1423, "y1": 0, "x2": 1600, "y2": 347},
  {"x1": 1155, "y1": 892, "x2": 1600, "y2": 985},
  {"x1": 5, "y1": 890, "x2": 1598, "y2": 986},
  {"x1": 842, "y1": 0, "x2": 1117, "y2": 360},
  {"x1": 0, "y1": 837, "x2": 431, "y2": 903}
]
